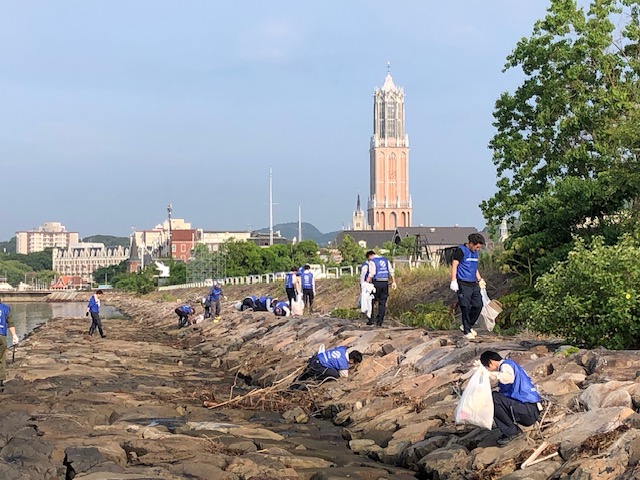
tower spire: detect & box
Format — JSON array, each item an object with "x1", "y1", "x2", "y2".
[{"x1": 387, "y1": 61, "x2": 391, "y2": 74}]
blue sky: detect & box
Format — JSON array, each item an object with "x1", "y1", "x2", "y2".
[{"x1": 0, "y1": 1, "x2": 549, "y2": 240}]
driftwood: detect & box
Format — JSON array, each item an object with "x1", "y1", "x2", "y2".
[{"x1": 204, "y1": 367, "x2": 304, "y2": 410}]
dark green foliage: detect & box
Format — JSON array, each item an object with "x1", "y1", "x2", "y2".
[
  {"x1": 93, "y1": 261, "x2": 127, "y2": 284},
  {"x1": 482, "y1": 0, "x2": 640, "y2": 283},
  {"x1": 400, "y1": 301, "x2": 453, "y2": 330},
  {"x1": 338, "y1": 235, "x2": 366, "y2": 266},
  {"x1": 83, "y1": 235, "x2": 129, "y2": 248},
  {"x1": 522, "y1": 235, "x2": 640, "y2": 349}
]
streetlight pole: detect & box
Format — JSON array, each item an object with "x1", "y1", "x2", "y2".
[
  {"x1": 167, "y1": 203, "x2": 173, "y2": 259},
  {"x1": 269, "y1": 168, "x2": 274, "y2": 246}
]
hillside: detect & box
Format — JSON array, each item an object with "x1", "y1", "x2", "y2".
[
  {"x1": 0, "y1": 236, "x2": 16, "y2": 253},
  {"x1": 256, "y1": 222, "x2": 339, "y2": 246},
  {"x1": 83, "y1": 235, "x2": 130, "y2": 248}
]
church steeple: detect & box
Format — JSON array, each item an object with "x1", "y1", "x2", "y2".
[
  {"x1": 368, "y1": 66, "x2": 412, "y2": 230},
  {"x1": 351, "y1": 194, "x2": 367, "y2": 231}
]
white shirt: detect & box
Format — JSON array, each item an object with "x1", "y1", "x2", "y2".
[{"x1": 489, "y1": 361, "x2": 515, "y2": 385}]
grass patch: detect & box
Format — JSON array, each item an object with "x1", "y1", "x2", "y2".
[
  {"x1": 400, "y1": 301, "x2": 453, "y2": 330},
  {"x1": 161, "y1": 292, "x2": 178, "y2": 302},
  {"x1": 331, "y1": 307, "x2": 362, "y2": 320}
]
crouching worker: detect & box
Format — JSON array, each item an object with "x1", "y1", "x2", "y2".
[
  {"x1": 175, "y1": 305, "x2": 195, "y2": 328},
  {"x1": 235, "y1": 295, "x2": 258, "y2": 312},
  {"x1": 298, "y1": 346, "x2": 362, "y2": 382},
  {"x1": 272, "y1": 300, "x2": 290, "y2": 317},
  {"x1": 480, "y1": 350, "x2": 542, "y2": 447}
]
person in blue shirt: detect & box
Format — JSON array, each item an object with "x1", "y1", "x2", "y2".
[
  {"x1": 284, "y1": 267, "x2": 300, "y2": 308},
  {"x1": 480, "y1": 350, "x2": 542, "y2": 447},
  {"x1": 298, "y1": 346, "x2": 363, "y2": 382},
  {"x1": 450, "y1": 233, "x2": 486, "y2": 339},
  {"x1": 208, "y1": 282, "x2": 226, "y2": 322},
  {"x1": 300, "y1": 265, "x2": 315, "y2": 314},
  {"x1": 86, "y1": 290, "x2": 106, "y2": 338},
  {"x1": 254, "y1": 295, "x2": 274, "y2": 312},
  {"x1": 175, "y1": 304, "x2": 195, "y2": 328},
  {"x1": 272, "y1": 300, "x2": 291, "y2": 317},
  {"x1": 365, "y1": 251, "x2": 397, "y2": 326},
  {"x1": 0, "y1": 297, "x2": 19, "y2": 389}
]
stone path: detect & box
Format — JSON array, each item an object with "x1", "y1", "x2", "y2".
[{"x1": 1, "y1": 314, "x2": 416, "y2": 480}]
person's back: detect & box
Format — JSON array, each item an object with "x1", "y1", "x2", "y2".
[
  {"x1": 301, "y1": 266, "x2": 315, "y2": 313},
  {"x1": 273, "y1": 300, "x2": 290, "y2": 317}
]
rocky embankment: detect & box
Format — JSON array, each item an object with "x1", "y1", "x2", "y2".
[{"x1": 5, "y1": 294, "x2": 640, "y2": 480}]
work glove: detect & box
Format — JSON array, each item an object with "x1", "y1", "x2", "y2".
[
  {"x1": 12, "y1": 334, "x2": 19, "y2": 345},
  {"x1": 224, "y1": 296, "x2": 228, "y2": 301},
  {"x1": 449, "y1": 280, "x2": 459, "y2": 292},
  {"x1": 391, "y1": 282, "x2": 397, "y2": 291},
  {"x1": 472, "y1": 359, "x2": 482, "y2": 368},
  {"x1": 479, "y1": 279, "x2": 487, "y2": 289}
]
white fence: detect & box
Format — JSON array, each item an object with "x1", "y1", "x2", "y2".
[{"x1": 157, "y1": 258, "x2": 430, "y2": 292}]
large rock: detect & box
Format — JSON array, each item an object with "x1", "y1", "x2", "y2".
[
  {"x1": 417, "y1": 445, "x2": 471, "y2": 479},
  {"x1": 579, "y1": 382, "x2": 633, "y2": 410}
]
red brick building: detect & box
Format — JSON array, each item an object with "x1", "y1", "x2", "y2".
[{"x1": 171, "y1": 229, "x2": 197, "y2": 262}]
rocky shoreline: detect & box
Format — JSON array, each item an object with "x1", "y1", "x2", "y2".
[{"x1": 4, "y1": 295, "x2": 640, "y2": 479}]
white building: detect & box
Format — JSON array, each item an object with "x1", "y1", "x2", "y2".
[
  {"x1": 16, "y1": 222, "x2": 79, "y2": 254},
  {"x1": 53, "y1": 243, "x2": 129, "y2": 284}
]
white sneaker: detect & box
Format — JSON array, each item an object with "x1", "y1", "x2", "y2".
[
  {"x1": 460, "y1": 326, "x2": 478, "y2": 338},
  {"x1": 464, "y1": 332, "x2": 475, "y2": 340}
]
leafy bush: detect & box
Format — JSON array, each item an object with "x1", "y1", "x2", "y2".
[
  {"x1": 330, "y1": 307, "x2": 362, "y2": 320},
  {"x1": 521, "y1": 235, "x2": 640, "y2": 349},
  {"x1": 400, "y1": 301, "x2": 453, "y2": 330}
]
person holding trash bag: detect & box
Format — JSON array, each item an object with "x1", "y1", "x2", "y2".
[
  {"x1": 480, "y1": 351, "x2": 543, "y2": 447},
  {"x1": 450, "y1": 233, "x2": 486, "y2": 339}
]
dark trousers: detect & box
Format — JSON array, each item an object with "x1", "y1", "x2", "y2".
[
  {"x1": 372, "y1": 280, "x2": 389, "y2": 325},
  {"x1": 303, "y1": 289, "x2": 314, "y2": 312},
  {"x1": 175, "y1": 308, "x2": 189, "y2": 328},
  {"x1": 241, "y1": 298, "x2": 255, "y2": 311},
  {"x1": 203, "y1": 305, "x2": 211, "y2": 318},
  {"x1": 212, "y1": 299, "x2": 221, "y2": 317},
  {"x1": 298, "y1": 356, "x2": 339, "y2": 381},
  {"x1": 89, "y1": 312, "x2": 105, "y2": 337},
  {"x1": 457, "y1": 282, "x2": 483, "y2": 334},
  {"x1": 286, "y1": 287, "x2": 297, "y2": 307},
  {"x1": 493, "y1": 391, "x2": 540, "y2": 437}
]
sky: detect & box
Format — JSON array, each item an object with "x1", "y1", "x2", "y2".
[{"x1": 0, "y1": 1, "x2": 550, "y2": 240}]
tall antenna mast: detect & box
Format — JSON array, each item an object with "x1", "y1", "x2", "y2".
[
  {"x1": 298, "y1": 204, "x2": 302, "y2": 242},
  {"x1": 167, "y1": 203, "x2": 173, "y2": 258},
  {"x1": 269, "y1": 168, "x2": 274, "y2": 246}
]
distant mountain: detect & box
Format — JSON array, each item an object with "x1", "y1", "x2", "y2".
[
  {"x1": 83, "y1": 235, "x2": 130, "y2": 248},
  {"x1": 0, "y1": 236, "x2": 16, "y2": 254},
  {"x1": 256, "y1": 222, "x2": 339, "y2": 247}
]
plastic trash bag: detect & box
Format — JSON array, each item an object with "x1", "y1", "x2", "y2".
[
  {"x1": 454, "y1": 365, "x2": 494, "y2": 430},
  {"x1": 360, "y1": 283, "x2": 376, "y2": 319},
  {"x1": 291, "y1": 294, "x2": 305, "y2": 316},
  {"x1": 478, "y1": 288, "x2": 501, "y2": 332}
]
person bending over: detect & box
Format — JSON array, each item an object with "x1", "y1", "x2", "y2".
[{"x1": 480, "y1": 350, "x2": 543, "y2": 447}]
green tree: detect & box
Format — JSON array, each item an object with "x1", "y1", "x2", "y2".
[
  {"x1": 482, "y1": 0, "x2": 640, "y2": 283},
  {"x1": 523, "y1": 235, "x2": 640, "y2": 349},
  {"x1": 338, "y1": 234, "x2": 366, "y2": 265},
  {"x1": 166, "y1": 259, "x2": 187, "y2": 285},
  {"x1": 93, "y1": 261, "x2": 127, "y2": 284},
  {"x1": 292, "y1": 240, "x2": 321, "y2": 266}
]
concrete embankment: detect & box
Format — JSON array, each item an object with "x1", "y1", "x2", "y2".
[{"x1": 110, "y1": 294, "x2": 640, "y2": 480}]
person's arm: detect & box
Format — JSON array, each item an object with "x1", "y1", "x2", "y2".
[
  {"x1": 338, "y1": 369, "x2": 349, "y2": 378},
  {"x1": 451, "y1": 260, "x2": 459, "y2": 282},
  {"x1": 366, "y1": 260, "x2": 376, "y2": 283},
  {"x1": 7, "y1": 313, "x2": 18, "y2": 343},
  {"x1": 489, "y1": 363, "x2": 515, "y2": 384},
  {"x1": 389, "y1": 262, "x2": 397, "y2": 289}
]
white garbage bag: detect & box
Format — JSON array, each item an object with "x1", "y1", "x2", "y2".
[
  {"x1": 478, "y1": 288, "x2": 501, "y2": 332},
  {"x1": 454, "y1": 365, "x2": 494, "y2": 430},
  {"x1": 360, "y1": 283, "x2": 376, "y2": 319},
  {"x1": 291, "y1": 293, "x2": 305, "y2": 316}
]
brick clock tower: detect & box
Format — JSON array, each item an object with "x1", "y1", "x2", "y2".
[{"x1": 368, "y1": 67, "x2": 412, "y2": 230}]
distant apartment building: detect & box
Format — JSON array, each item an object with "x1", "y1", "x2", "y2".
[
  {"x1": 198, "y1": 230, "x2": 251, "y2": 251},
  {"x1": 52, "y1": 243, "x2": 129, "y2": 284},
  {"x1": 16, "y1": 222, "x2": 79, "y2": 254}
]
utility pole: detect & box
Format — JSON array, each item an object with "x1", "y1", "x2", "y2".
[
  {"x1": 298, "y1": 204, "x2": 302, "y2": 243},
  {"x1": 269, "y1": 167, "x2": 274, "y2": 246},
  {"x1": 167, "y1": 203, "x2": 173, "y2": 258}
]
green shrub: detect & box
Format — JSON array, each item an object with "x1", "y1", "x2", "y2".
[
  {"x1": 521, "y1": 235, "x2": 640, "y2": 350},
  {"x1": 331, "y1": 307, "x2": 362, "y2": 320},
  {"x1": 400, "y1": 301, "x2": 453, "y2": 330}
]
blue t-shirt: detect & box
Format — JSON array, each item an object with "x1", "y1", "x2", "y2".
[
  {"x1": 0, "y1": 303, "x2": 10, "y2": 336},
  {"x1": 317, "y1": 346, "x2": 349, "y2": 371},
  {"x1": 87, "y1": 295, "x2": 100, "y2": 313}
]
